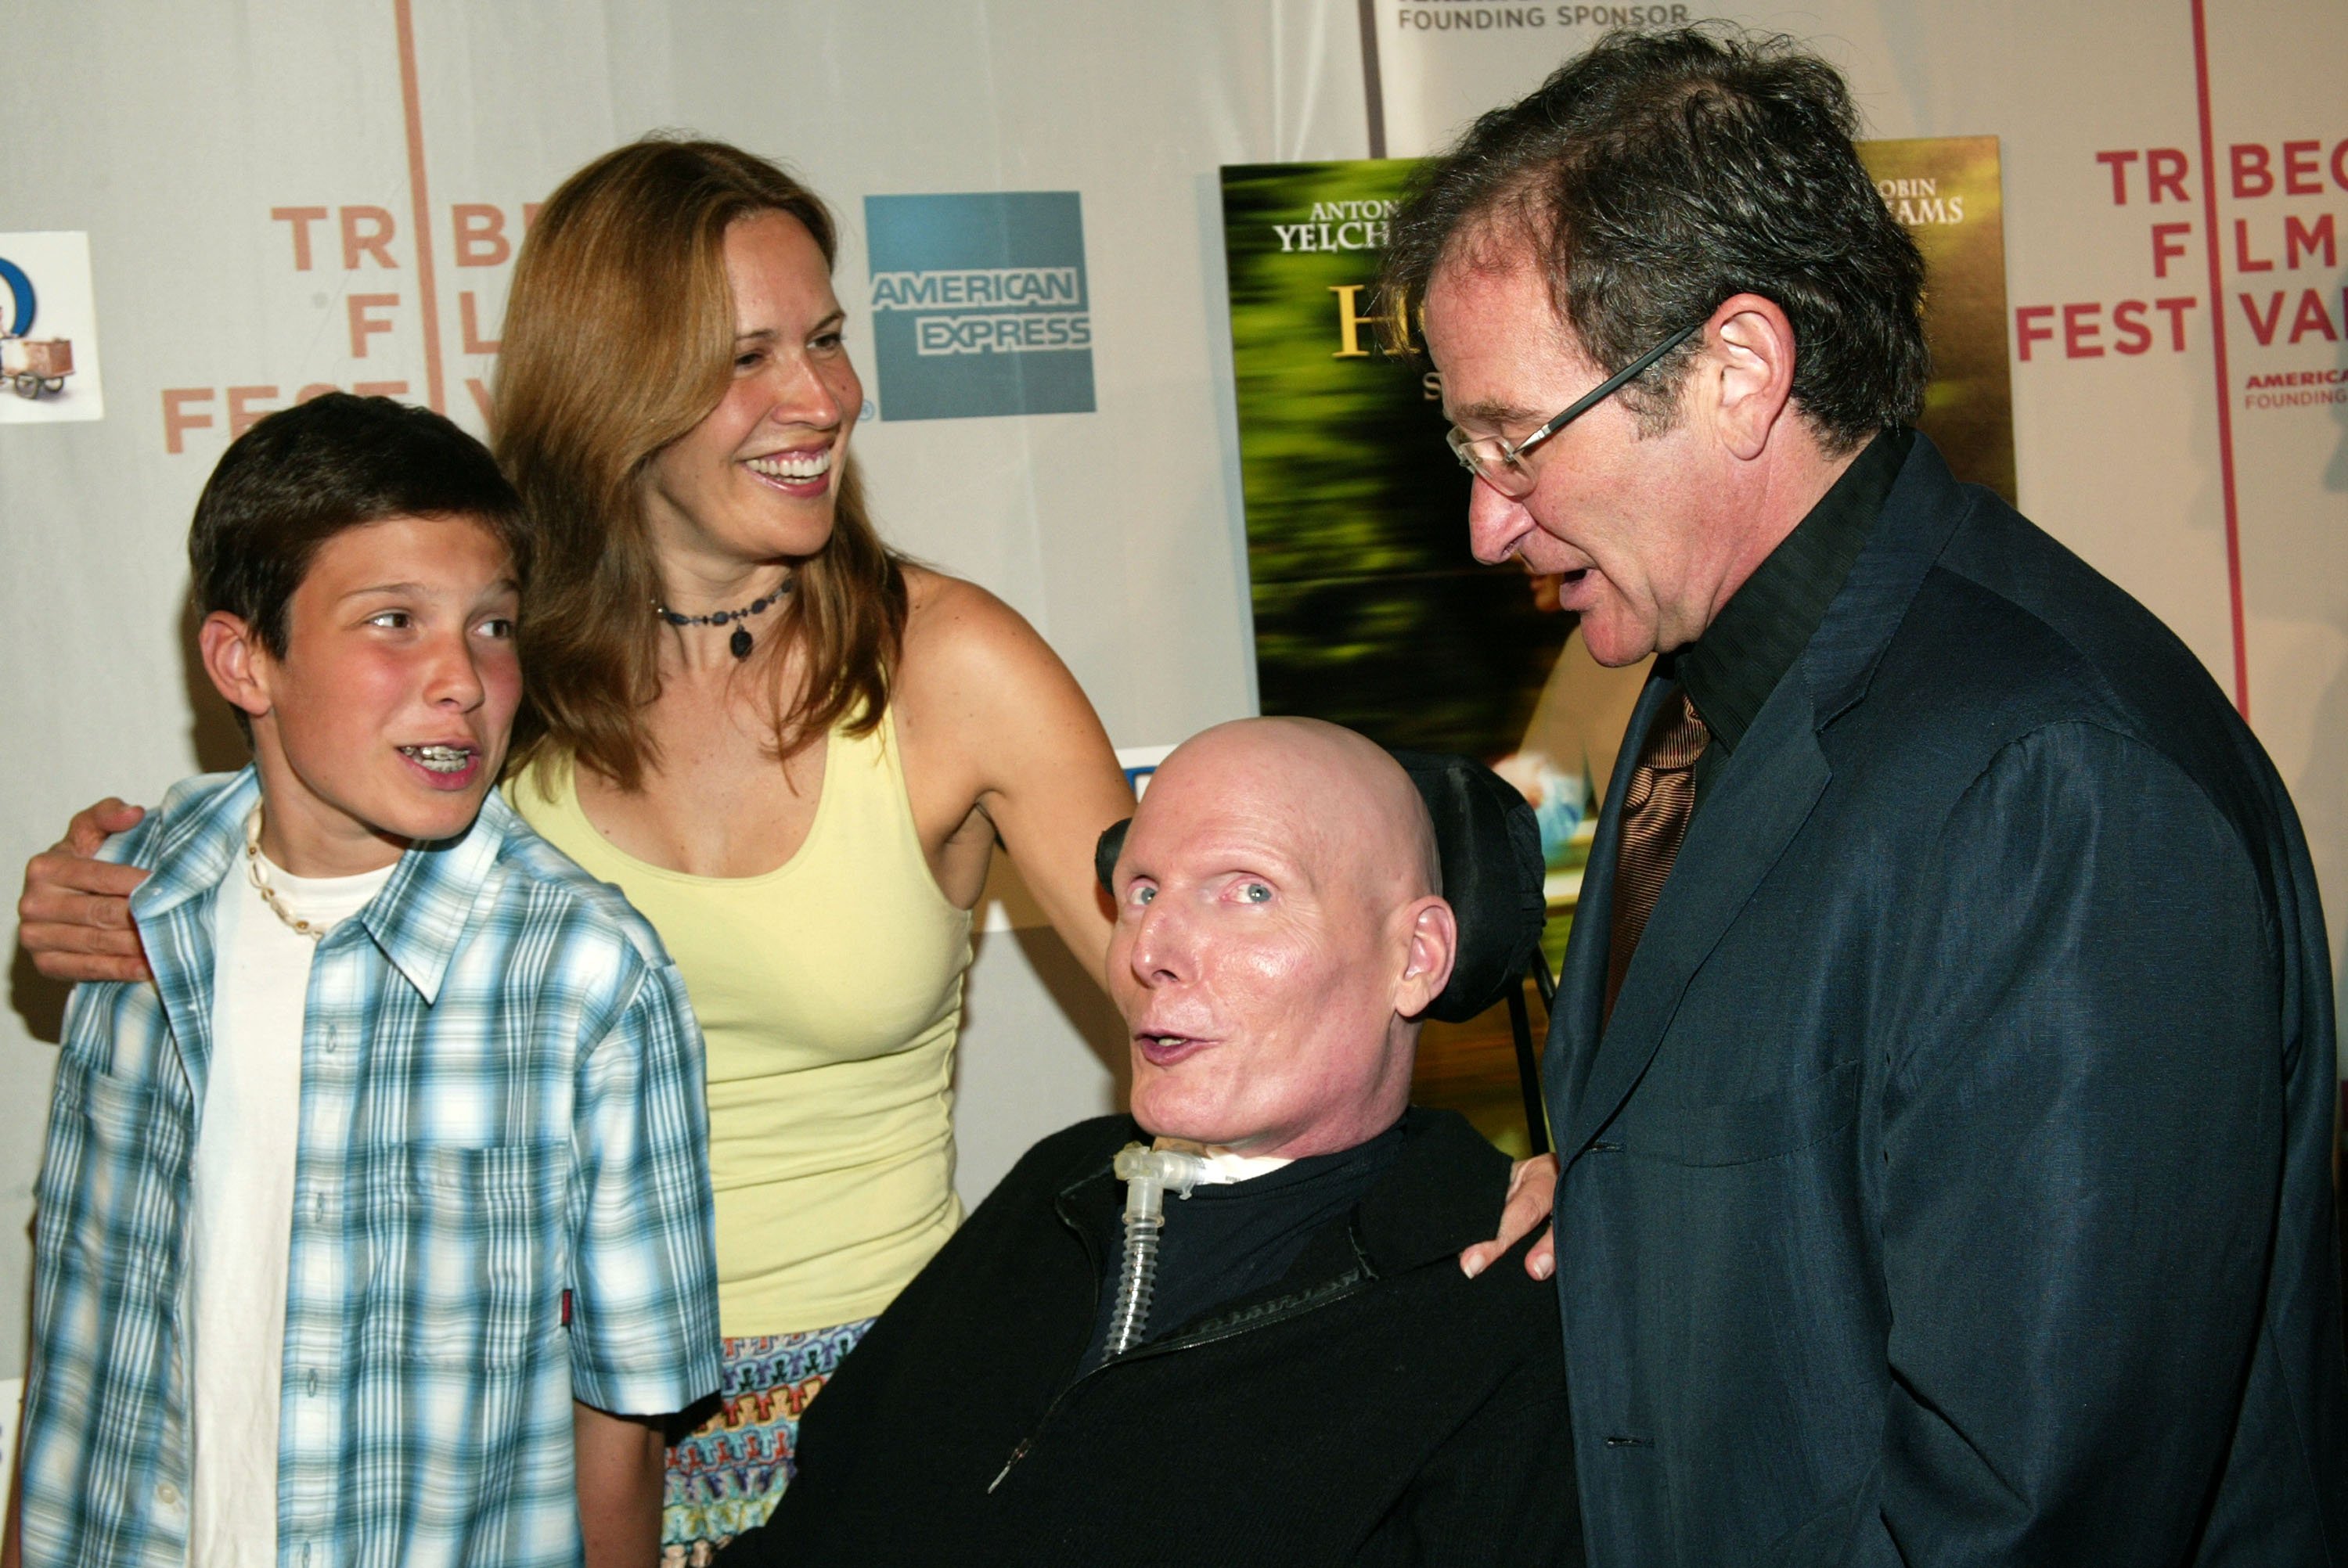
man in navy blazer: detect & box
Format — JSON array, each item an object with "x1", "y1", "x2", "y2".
[{"x1": 1387, "y1": 25, "x2": 2348, "y2": 1566}]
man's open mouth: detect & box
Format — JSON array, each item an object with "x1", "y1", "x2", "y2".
[{"x1": 1137, "y1": 1033, "x2": 1212, "y2": 1066}]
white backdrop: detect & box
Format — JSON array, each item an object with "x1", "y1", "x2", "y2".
[{"x1": 2, "y1": 0, "x2": 2343, "y2": 1380}]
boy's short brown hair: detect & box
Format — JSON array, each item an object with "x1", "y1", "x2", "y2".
[{"x1": 189, "y1": 392, "x2": 529, "y2": 659}]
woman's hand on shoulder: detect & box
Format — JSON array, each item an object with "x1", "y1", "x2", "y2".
[
  {"x1": 895, "y1": 570, "x2": 1133, "y2": 983},
  {"x1": 19, "y1": 798, "x2": 153, "y2": 982}
]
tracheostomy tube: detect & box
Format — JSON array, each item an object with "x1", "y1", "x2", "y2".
[{"x1": 1103, "y1": 1143, "x2": 1212, "y2": 1360}]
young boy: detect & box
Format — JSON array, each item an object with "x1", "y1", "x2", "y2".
[{"x1": 3, "y1": 394, "x2": 721, "y2": 1568}]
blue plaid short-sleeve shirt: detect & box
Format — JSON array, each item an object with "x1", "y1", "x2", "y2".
[{"x1": 17, "y1": 769, "x2": 722, "y2": 1568}]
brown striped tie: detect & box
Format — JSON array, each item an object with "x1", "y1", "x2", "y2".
[{"x1": 1604, "y1": 688, "x2": 1709, "y2": 1024}]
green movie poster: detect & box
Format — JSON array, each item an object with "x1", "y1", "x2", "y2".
[
  {"x1": 1222, "y1": 160, "x2": 1563, "y2": 764},
  {"x1": 1867, "y1": 136, "x2": 2016, "y2": 505}
]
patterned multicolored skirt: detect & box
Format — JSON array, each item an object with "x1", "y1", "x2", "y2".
[{"x1": 661, "y1": 1318, "x2": 876, "y2": 1566}]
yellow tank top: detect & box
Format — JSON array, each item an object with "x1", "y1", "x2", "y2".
[{"x1": 508, "y1": 712, "x2": 973, "y2": 1336}]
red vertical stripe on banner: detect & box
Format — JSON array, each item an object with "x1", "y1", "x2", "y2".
[
  {"x1": 2189, "y1": 0, "x2": 2250, "y2": 719},
  {"x1": 394, "y1": 0, "x2": 447, "y2": 415}
]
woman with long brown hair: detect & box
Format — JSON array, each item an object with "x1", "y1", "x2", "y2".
[
  {"x1": 22, "y1": 137, "x2": 1136, "y2": 1563},
  {"x1": 501, "y1": 139, "x2": 1135, "y2": 1562}
]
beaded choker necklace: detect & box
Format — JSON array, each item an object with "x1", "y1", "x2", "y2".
[
  {"x1": 244, "y1": 807, "x2": 325, "y2": 942},
  {"x1": 653, "y1": 576, "x2": 794, "y2": 660}
]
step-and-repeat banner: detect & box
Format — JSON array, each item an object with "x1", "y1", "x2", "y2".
[{"x1": 2, "y1": 0, "x2": 2342, "y2": 1376}]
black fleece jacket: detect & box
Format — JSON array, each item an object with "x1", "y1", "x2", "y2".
[{"x1": 726, "y1": 1107, "x2": 1584, "y2": 1566}]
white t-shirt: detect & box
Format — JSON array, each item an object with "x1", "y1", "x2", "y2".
[{"x1": 189, "y1": 846, "x2": 392, "y2": 1567}]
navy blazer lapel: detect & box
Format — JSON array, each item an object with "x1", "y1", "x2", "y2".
[
  {"x1": 1561, "y1": 679, "x2": 1829, "y2": 1158},
  {"x1": 1543, "y1": 670, "x2": 1676, "y2": 1133}
]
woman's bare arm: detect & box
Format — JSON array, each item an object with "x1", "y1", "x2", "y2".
[
  {"x1": 572, "y1": 1401, "x2": 664, "y2": 1568},
  {"x1": 894, "y1": 576, "x2": 1133, "y2": 987},
  {"x1": 17, "y1": 799, "x2": 150, "y2": 983}
]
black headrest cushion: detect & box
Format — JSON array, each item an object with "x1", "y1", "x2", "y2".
[
  {"x1": 1386, "y1": 749, "x2": 1547, "y2": 1022},
  {"x1": 1094, "y1": 818, "x2": 1131, "y2": 894},
  {"x1": 1089, "y1": 748, "x2": 1544, "y2": 1023}
]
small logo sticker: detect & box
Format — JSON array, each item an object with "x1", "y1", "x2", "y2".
[{"x1": 0, "y1": 232, "x2": 104, "y2": 423}]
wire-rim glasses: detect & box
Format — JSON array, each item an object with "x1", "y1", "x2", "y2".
[{"x1": 1445, "y1": 320, "x2": 1705, "y2": 498}]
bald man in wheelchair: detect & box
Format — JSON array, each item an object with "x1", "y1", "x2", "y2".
[{"x1": 724, "y1": 717, "x2": 1581, "y2": 1566}]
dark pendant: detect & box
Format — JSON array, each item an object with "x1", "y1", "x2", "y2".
[{"x1": 729, "y1": 626, "x2": 754, "y2": 660}]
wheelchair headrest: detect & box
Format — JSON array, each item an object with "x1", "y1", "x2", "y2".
[
  {"x1": 1093, "y1": 817, "x2": 1133, "y2": 897},
  {"x1": 1387, "y1": 749, "x2": 1548, "y2": 1021},
  {"x1": 1091, "y1": 748, "x2": 1545, "y2": 1024}
]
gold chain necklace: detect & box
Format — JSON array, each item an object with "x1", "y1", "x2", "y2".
[{"x1": 243, "y1": 806, "x2": 326, "y2": 942}]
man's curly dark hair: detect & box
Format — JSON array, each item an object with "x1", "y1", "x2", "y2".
[{"x1": 1381, "y1": 25, "x2": 1929, "y2": 451}]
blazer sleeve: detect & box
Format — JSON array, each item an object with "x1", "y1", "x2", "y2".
[{"x1": 1851, "y1": 719, "x2": 2282, "y2": 1565}]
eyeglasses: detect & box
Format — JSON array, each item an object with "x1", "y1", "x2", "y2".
[{"x1": 1445, "y1": 321, "x2": 1704, "y2": 499}]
